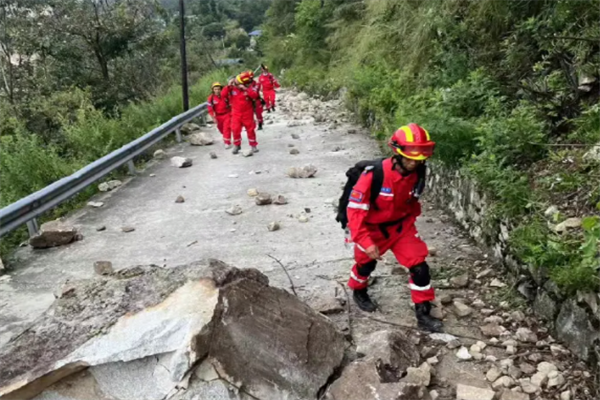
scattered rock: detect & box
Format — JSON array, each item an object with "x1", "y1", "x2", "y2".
[
  {"x1": 401, "y1": 363, "x2": 432, "y2": 387},
  {"x1": 492, "y1": 376, "x2": 516, "y2": 389},
  {"x1": 481, "y1": 323, "x2": 506, "y2": 337},
  {"x1": 309, "y1": 296, "x2": 344, "y2": 315},
  {"x1": 480, "y1": 308, "x2": 495, "y2": 316},
  {"x1": 273, "y1": 195, "x2": 288, "y2": 205},
  {"x1": 149, "y1": 173, "x2": 156, "y2": 177},
  {"x1": 519, "y1": 378, "x2": 539, "y2": 394},
  {"x1": 544, "y1": 205, "x2": 559, "y2": 217},
  {"x1": 247, "y1": 188, "x2": 259, "y2": 197},
  {"x1": 175, "y1": 195, "x2": 185, "y2": 203},
  {"x1": 121, "y1": 226, "x2": 135, "y2": 233},
  {"x1": 510, "y1": 310, "x2": 526, "y2": 322},
  {"x1": 430, "y1": 389, "x2": 439, "y2": 400},
  {"x1": 189, "y1": 131, "x2": 214, "y2": 146},
  {"x1": 476, "y1": 268, "x2": 494, "y2": 279},
  {"x1": 242, "y1": 149, "x2": 253, "y2": 157},
  {"x1": 456, "y1": 384, "x2": 495, "y2": 400},
  {"x1": 486, "y1": 367, "x2": 501, "y2": 382},
  {"x1": 530, "y1": 372, "x2": 548, "y2": 388},
  {"x1": 456, "y1": 346, "x2": 472, "y2": 360},
  {"x1": 29, "y1": 220, "x2": 79, "y2": 249},
  {"x1": 288, "y1": 144, "x2": 295, "y2": 147},
  {"x1": 287, "y1": 164, "x2": 318, "y2": 178},
  {"x1": 439, "y1": 294, "x2": 453, "y2": 305},
  {"x1": 93, "y1": 261, "x2": 113, "y2": 276},
  {"x1": 471, "y1": 299, "x2": 485, "y2": 309},
  {"x1": 498, "y1": 390, "x2": 529, "y2": 400},
  {"x1": 426, "y1": 356, "x2": 439, "y2": 366},
  {"x1": 554, "y1": 217, "x2": 582, "y2": 233},
  {"x1": 153, "y1": 149, "x2": 166, "y2": 159},
  {"x1": 355, "y1": 330, "x2": 420, "y2": 378},
  {"x1": 180, "y1": 122, "x2": 201, "y2": 134},
  {"x1": 325, "y1": 361, "x2": 428, "y2": 400},
  {"x1": 291, "y1": 133, "x2": 300, "y2": 139},
  {"x1": 171, "y1": 156, "x2": 193, "y2": 168},
  {"x1": 428, "y1": 246, "x2": 438, "y2": 256},
  {"x1": 347, "y1": 129, "x2": 357, "y2": 134},
  {"x1": 225, "y1": 205, "x2": 243, "y2": 216},
  {"x1": 519, "y1": 362, "x2": 536, "y2": 375},
  {"x1": 209, "y1": 151, "x2": 217, "y2": 159},
  {"x1": 537, "y1": 361, "x2": 557, "y2": 375},
  {"x1": 290, "y1": 148, "x2": 300, "y2": 155},
  {"x1": 228, "y1": 174, "x2": 239, "y2": 178},
  {"x1": 298, "y1": 214, "x2": 309, "y2": 223},
  {"x1": 515, "y1": 327, "x2": 538, "y2": 343},
  {"x1": 87, "y1": 201, "x2": 104, "y2": 208},
  {"x1": 547, "y1": 370, "x2": 565, "y2": 388},
  {"x1": 453, "y1": 301, "x2": 473, "y2": 317},
  {"x1": 267, "y1": 222, "x2": 280, "y2": 232},
  {"x1": 430, "y1": 306, "x2": 444, "y2": 320},
  {"x1": 560, "y1": 390, "x2": 572, "y2": 400},
  {"x1": 450, "y1": 273, "x2": 469, "y2": 288},
  {"x1": 255, "y1": 193, "x2": 273, "y2": 206},
  {"x1": 96, "y1": 226, "x2": 106, "y2": 232},
  {"x1": 490, "y1": 278, "x2": 506, "y2": 288}
]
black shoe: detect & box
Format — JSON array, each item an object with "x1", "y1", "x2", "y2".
[
  {"x1": 415, "y1": 302, "x2": 443, "y2": 332},
  {"x1": 353, "y1": 289, "x2": 377, "y2": 312},
  {"x1": 267, "y1": 109, "x2": 271, "y2": 113},
  {"x1": 258, "y1": 122, "x2": 263, "y2": 130},
  {"x1": 272, "y1": 106, "x2": 276, "y2": 112},
  {"x1": 232, "y1": 145, "x2": 241, "y2": 155}
]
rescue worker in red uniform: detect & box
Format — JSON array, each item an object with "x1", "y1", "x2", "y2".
[
  {"x1": 207, "y1": 82, "x2": 232, "y2": 148},
  {"x1": 346, "y1": 123, "x2": 442, "y2": 332},
  {"x1": 249, "y1": 77, "x2": 265, "y2": 130},
  {"x1": 258, "y1": 64, "x2": 280, "y2": 112},
  {"x1": 221, "y1": 71, "x2": 260, "y2": 154}
]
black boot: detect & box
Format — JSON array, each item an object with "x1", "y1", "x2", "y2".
[
  {"x1": 232, "y1": 145, "x2": 241, "y2": 155},
  {"x1": 415, "y1": 302, "x2": 443, "y2": 332},
  {"x1": 267, "y1": 108, "x2": 271, "y2": 113},
  {"x1": 258, "y1": 122, "x2": 263, "y2": 130},
  {"x1": 272, "y1": 106, "x2": 276, "y2": 112},
  {"x1": 353, "y1": 288, "x2": 377, "y2": 312}
]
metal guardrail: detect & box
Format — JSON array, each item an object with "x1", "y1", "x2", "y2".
[{"x1": 0, "y1": 102, "x2": 209, "y2": 237}]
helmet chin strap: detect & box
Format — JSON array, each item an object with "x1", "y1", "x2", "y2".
[{"x1": 392, "y1": 155, "x2": 412, "y2": 176}]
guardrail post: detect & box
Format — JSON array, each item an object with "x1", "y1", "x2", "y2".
[
  {"x1": 175, "y1": 128, "x2": 182, "y2": 143},
  {"x1": 200, "y1": 113, "x2": 207, "y2": 126},
  {"x1": 127, "y1": 160, "x2": 136, "y2": 175},
  {"x1": 26, "y1": 219, "x2": 40, "y2": 237}
]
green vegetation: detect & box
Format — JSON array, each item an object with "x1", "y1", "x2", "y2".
[
  {"x1": 1, "y1": 1, "x2": 270, "y2": 259},
  {"x1": 261, "y1": 0, "x2": 600, "y2": 293}
]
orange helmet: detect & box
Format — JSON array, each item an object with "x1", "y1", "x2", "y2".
[
  {"x1": 388, "y1": 123, "x2": 435, "y2": 161},
  {"x1": 236, "y1": 71, "x2": 253, "y2": 84}
]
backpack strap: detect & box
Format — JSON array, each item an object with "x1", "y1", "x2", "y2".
[{"x1": 368, "y1": 160, "x2": 384, "y2": 208}]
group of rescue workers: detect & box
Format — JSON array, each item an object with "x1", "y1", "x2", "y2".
[
  {"x1": 207, "y1": 64, "x2": 280, "y2": 155},
  {"x1": 208, "y1": 64, "x2": 442, "y2": 332}
]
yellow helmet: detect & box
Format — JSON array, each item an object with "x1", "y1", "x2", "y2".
[{"x1": 211, "y1": 82, "x2": 223, "y2": 89}]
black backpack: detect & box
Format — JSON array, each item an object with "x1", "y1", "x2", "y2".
[{"x1": 335, "y1": 159, "x2": 427, "y2": 229}]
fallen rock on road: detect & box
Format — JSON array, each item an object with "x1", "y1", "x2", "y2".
[
  {"x1": 0, "y1": 260, "x2": 346, "y2": 400},
  {"x1": 29, "y1": 219, "x2": 80, "y2": 249}
]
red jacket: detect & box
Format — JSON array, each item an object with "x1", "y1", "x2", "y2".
[
  {"x1": 258, "y1": 73, "x2": 280, "y2": 91},
  {"x1": 221, "y1": 84, "x2": 259, "y2": 115},
  {"x1": 207, "y1": 94, "x2": 230, "y2": 117},
  {"x1": 347, "y1": 158, "x2": 421, "y2": 250}
]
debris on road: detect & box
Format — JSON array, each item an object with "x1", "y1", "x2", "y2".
[
  {"x1": 175, "y1": 195, "x2": 185, "y2": 203},
  {"x1": 273, "y1": 195, "x2": 288, "y2": 205},
  {"x1": 121, "y1": 226, "x2": 135, "y2": 233},
  {"x1": 267, "y1": 222, "x2": 280, "y2": 231},
  {"x1": 209, "y1": 151, "x2": 217, "y2": 159},
  {"x1": 171, "y1": 156, "x2": 193, "y2": 168},
  {"x1": 189, "y1": 131, "x2": 214, "y2": 146},
  {"x1": 290, "y1": 148, "x2": 300, "y2": 155},
  {"x1": 255, "y1": 193, "x2": 273, "y2": 205},
  {"x1": 153, "y1": 149, "x2": 166, "y2": 159},
  {"x1": 87, "y1": 201, "x2": 104, "y2": 208},
  {"x1": 93, "y1": 261, "x2": 113, "y2": 276},
  {"x1": 288, "y1": 164, "x2": 317, "y2": 178},
  {"x1": 29, "y1": 220, "x2": 80, "y2": 249},
  {"x1": 225, "y1": 205, "x2": 243, "y2": 216}
]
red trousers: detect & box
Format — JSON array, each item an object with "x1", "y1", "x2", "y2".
[
  {"x1": 231, "y1": 112, "x2": 257, "y2": 147},
  {"x1": 348, "y1": 220, "x2": 434, "y2": 304},
  {"x1": 255, "y1": 101, "x2": 264, "y2": 123},
  {"x1": 215, "y1": 113, "x2": 231, "y2": 145},
  {"x1": 263, "y1": 90, "x2": 276, "y2": 110}
]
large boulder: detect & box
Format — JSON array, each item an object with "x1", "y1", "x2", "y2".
[
  {"x1": 180, "y1": 122, "x2": 201, "y2": 135},
  {"x1": 29, "y1": 219, "x2": 80, "y2": 249},
  {"x1": 0, "y1": 260, "x2": 346, "y2": 400}
]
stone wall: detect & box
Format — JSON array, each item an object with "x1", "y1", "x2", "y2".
[{"x1": 427, "y1": 163, "x2": 600, "y2": 381}]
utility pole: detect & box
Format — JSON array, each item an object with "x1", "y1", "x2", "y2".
[{"x1": 179, "y1": 0, "x2": 189, "y2": 111}]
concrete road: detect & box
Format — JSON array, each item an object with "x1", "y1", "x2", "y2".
[{"x1": 0, "y1": 90, "x2": 380, "y2": 347}]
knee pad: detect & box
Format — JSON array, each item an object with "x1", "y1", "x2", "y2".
[
  {"x1": 410, "y1": 262, "x2": 431, "y2": 287},
  {"x1": 357, "y1": 260, "x2": 377, "y2": 277}
]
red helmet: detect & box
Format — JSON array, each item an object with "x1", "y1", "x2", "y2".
[
  {"x1": 236, "y1": 71, "x2": 253, "y2": 84},
  {"x1": 388, "y1": 123, "x2": 435, "y2": 161}
]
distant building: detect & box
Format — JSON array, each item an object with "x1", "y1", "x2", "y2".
[{"x1": 248, "y1": 30, "x2": 262, "y2": 48}]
